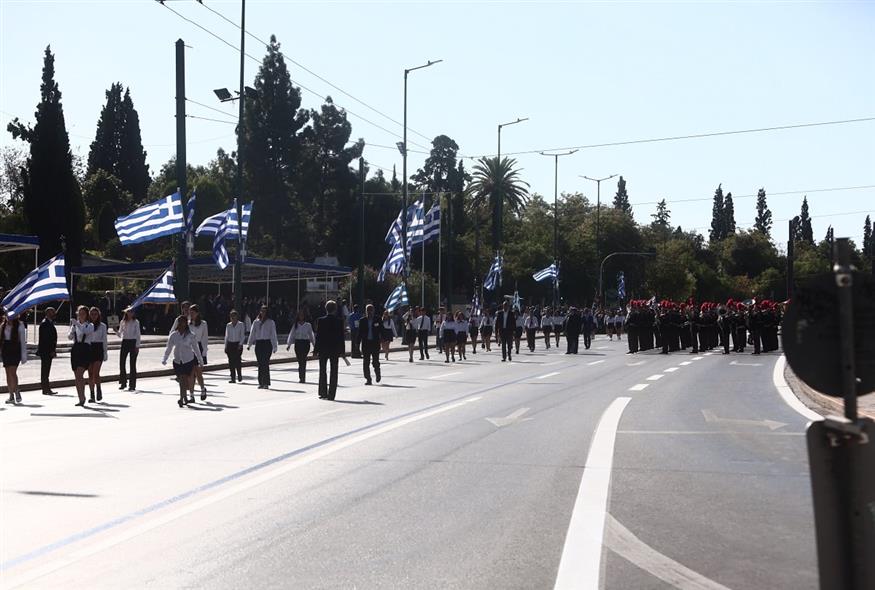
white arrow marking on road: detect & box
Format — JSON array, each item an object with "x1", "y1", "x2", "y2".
[
  {"x1": 429, "y1": 371, "x2": 462, "y2": 379},
  {"x1": 701, "y1": 409, "x2": 787, "y2": 430},
  {"x1": 664, "y1": 367, "x2": 679, "y2": 373},
  {"x1": 537, "y1": 371, "x2": 560, "y2": 379},
  {"x1": 486, "y1": 407, "x2": 531, "y2": 428},
  {"x1": 587, "y1": 360, "x2": 605, "y2": 366},
  {"x1": 628, "y1": 383, "x2": 649, "y2": 391},
  {"x1": 729, "y1": 360, "x2": 763, "y2": 367},
  {"x1": 646, "y1": 374, "x2": 664, "y2": 381}
]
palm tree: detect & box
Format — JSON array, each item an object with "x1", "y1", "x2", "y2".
[{"x1": 466, "y1": 156, "x2": 530, "y2": 254}]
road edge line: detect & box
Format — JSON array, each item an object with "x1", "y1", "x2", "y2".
[{"x1": 772, "y1": 355, "x2": 821, "y2": 421}]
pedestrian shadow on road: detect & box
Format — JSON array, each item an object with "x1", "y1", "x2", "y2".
[
  {"x1": 30, "y1": 412, "x2": 113, "y2": 418},
  {"x1": 332, "y1": 400, "x2": 384, "y2": 405},
  {"x1": 377, "y1": 383, "x2": 415, "y2": 389},
  {"x1": 18, "y1": 490, "x2": 99, "y2": 498},
  {"x1": 97, "y1": 402, "x2": 130, "y2": 408},
  {"x1": 8, "y1": 403, "x2": 44, "y2": 408},
  {"x1": 202, "y1": 401, "x2": 239, "y2": 409},
  {"x1": 184, "y1": 404, "x2": 223, "y2": 412}
]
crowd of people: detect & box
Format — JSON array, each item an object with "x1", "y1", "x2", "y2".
[{"x1": 0, "y1": 295, "x2": 784, "y2": 407}]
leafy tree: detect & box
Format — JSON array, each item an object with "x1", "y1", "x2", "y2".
[
  {"x1": 862, "y1": 215, "x2": 872, "y2": 258},
  {"x1": 651, "y1": 198, "x2": 671, "y2": 230},
  {"x1": 6, "y1": 46, "x2": 85, "y2": 266},
  {"x1": 411, "y1": 135, "x2": 463, "y2": 193},
  {"x1": 723, "y1": 191, "x2": 736, "y2": 235},
  {"x1": 612, "y1": 175, "x2": 632, "y2": 216},
  {"x1": 709, "y1": 184, "x2": 725, "y2": 242},
  {"x1": 81, "y1": 169, "x2": 132, "y2": 244},
  {"x1": 799, "y1": 196, "x2": 814, "y2": 245},
  {"x1": 715, "y1": 230, "x2": 780, "y2": 278},
  {"x1": 753, "y1": 188, "x2": 772, "y2": 237},
  {"x1": 466, "y1": 156, "x2": 529, "y2": 253}
]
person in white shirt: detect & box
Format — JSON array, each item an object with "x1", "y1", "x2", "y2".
[
  {"x1": 402, "y1": 307, "x2": 417, "y2": 363},
  {"x1": 86, "y1": 307, "x2": 109, "y2": 403},
  {"x1": 224, "y1": 310, "x2": 246, "y2": 383},
  {"x1": 552, "y1": 310, "x2": 564, "y2": 348},
  {"x1": 1, "y1": 308, "x2": 28, "y2": 405},
  {"x1": 68, "y1": 305, "x2": 93, "y2": 406},
  {"x1": 541, "y1": 307, "x2": 552, "y2": 350},
  {"x1": 414, "y1": 307, "x2": 432, "y2": 360},
  {"x1": 441, "y1": 314, "x2": 457, "y2": 363},
  {"x1": 286, "y1": 310, "x2": 315, "y2": 384},
  {"x1": 479, "y1": 310, "x2": 494, "y2": 352},
  {"x1": 188, "y1": 305, "x2": 210, "y2": 401},
  {"x1": 117, "y1": 308, "x2": 141, "y2": 391},
  {"x1": 524, "y1": 308, "x2": 540, "y2": 352},
  {"x1": 162, "y1": 314, "x2": 204, "y2": 408},
  {"x1": 434, "y1": 307, "x2": 445, "y2": 355},
  {"x1": 454, "y1": 311, "x2": 469, "y2": 360},
  {"x1": 247, "y1": 305, "x2": 278, "y2": 389},
  {"x1": 467, "y1": 309, "x2": 480, "y2": 355},
  {"x1": 514, "y1": 311, "x2": 525, "y2": 355},
  {"x1": 380, "y1": 310, "x2": 397, "y2": 360}
]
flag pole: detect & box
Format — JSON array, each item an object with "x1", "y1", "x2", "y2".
[
  {"x1": 437, "y1": 193, "x2": 442, "y2": 309},
  {"x1": 421, "y1": 193, "x2": 426, "y2": 309}
]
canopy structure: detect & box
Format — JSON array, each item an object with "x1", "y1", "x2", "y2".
[{"x1": 0, "y1": 233, "x2": 39, "y2": 254}]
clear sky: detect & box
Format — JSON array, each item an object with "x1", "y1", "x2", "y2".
[{"x1": 2, "y1": 0, "x2": 873, "y2": 248}]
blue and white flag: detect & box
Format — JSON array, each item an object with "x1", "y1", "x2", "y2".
[
  {"x1": 385, "y1": 201, "x2": 424, "y2": 246},
  {"x1": 213, "y1": 211, "x2": 231, "y2": 270},
  {"x1": 483, "y1": 254, "x2": 503, "y2": 291},
  {"x1": 128, "y1": 268, "x2": 176, "y2": 310},
  {"x1": 115, "y1": 192, "x2": 185, "y2": 245},
  {"x1": 420, "y1": 201, "x2": 441, "y2": 245},
  {"x1": 196, "y1": 201, "x2": 253, "y2": 240},
  {"x1": 377, "y1": 239, "x2": 406, "y2": 282},
  {"x1": 471, "y1": 292, "x2": 481, "y2": 317},
  {"x1": 384, "y1": 283, "x2": 409, "y2": 312},
  {"x1": 617, "y1": 271, "x2": 626, "y2": 300},
  {"x1": 1, "y1": 253, "x2": 69, "y2": 319},
  {"x1": 185, "y1": 192, "x2": 197, "y2": 231},
  {"x1": 532, "y1": 263, "x2": 558, "y2": 283},
  {"x1": 512, "y1": 290, "x2": 521, "y2": 312}
]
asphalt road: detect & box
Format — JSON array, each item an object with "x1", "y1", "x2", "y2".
[{"x1": 0, "y1": 338, "x2": 819, "y2": 589}]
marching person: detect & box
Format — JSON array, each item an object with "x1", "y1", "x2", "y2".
[
  {"x1": 287, "y1": 310, "x2": 315, "y2": 384},
  {"x1": 402, "y1": 306, "x2": 417, "y2": 363},
  {"x1": 188, "y1": 305, "x2": 209, "y2": 400},
  {"x1": 541, "y1": 307, "x2": 552, "y2": 349},
  {"x1": 162, "y1": 314, "x2": 204, "y2": 408},
  {"x1": 434, "y1": 307, "x2": 446, "y2": 355},
  {"x1": 117, "y1": 308, "x2": 141, "y2": 392},
  {"x1": 86, "y1": 307, "x2": 108, "y2": 403},
  {"x1": 524, "y1": 307, "x2": 539, "y2": 352},
  {"x1": 582, "y1": 307, "x2": 596, "y2": 350},
  {"x1": 495, "y1": 301, "x2": 516, "y2": 362},
  {"x1": 514, "y1": 311, "x2": 525, "y2": 355},
  {"x1": 553, "y1": 308, "x2": 564, "y2": 348},
  {"x1": 348, "y1": 304, "x2": 362, "y2": 359},
  {"x1": 564, "y1": 307, "x2": 582, "y2": 354},
  {"x1": 315, "y1": 300, "x2": 345, "y2": 400},
  {"x1": 380, "y1": 309, "x2": 397, "y2": 360},
  {"x1": 455, "y1": 311, "x2": 469, "y2": 360},
  {"x1": 37, "y1": 306, "x2": 58, "y2": 396},
  {"x1": 247, "y1": 305, "x2": 278, "y2": 389},
  {"x1": 468, "y1": 307, "x2": 480, "y2": 355},
  {"x1": 224, "y1": 310, "x2": 245, "y2": 383},
  {"x1": 479, "y1": 309, "x2": 494, "y2": 352},
  {"x1": 358, "y1": 304, "x2": 382, "y2": 384},
  {"x1": 734, "y1": 302, "x2": 748, "y2": 353},
  {"x1": 68, "y1": 305, "x2": 93, "y2": 406},
  {"x1": 441, "y1": 311, "x2": 457, "y2": 363},
  {"x1": 1, "y1": 307, "x2": 28, "y2": 405},
  {"x1": 414, "y1": 307, "x2": 432, "y2": 360}
]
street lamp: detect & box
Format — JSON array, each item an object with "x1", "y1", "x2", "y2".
[
  {"x1": 494, "y1": 117, "x2": 527, "y2": 255},
  {"x1": 539, "y1": 149, "x2": 578, "y2": 307},
  {"x1": 580, "y1": 174, "x2": 618, "y2": 289},
  {"x1": 401, "y1": 59, "x2": 442, "y2": 276},
  {"x1": 599, "y1": 251, "x2": 655, "y2": 307}
]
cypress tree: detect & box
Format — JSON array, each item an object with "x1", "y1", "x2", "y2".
[
  {"x1": 7, "y1": 46, "x2": 84, "y2": 266},
  {"x1": 863, "y1": 215, "x2": 872, "y2": 258},
  {"x1": 799, "y1": 196, "x2": 814, "y2": 245},
  {"x1": 754, "y1": 188, "x2": 772, "y2": 238},
  {"x1": 723, "y1": 191, "x2": 736, "y2": 235},
  {"x1": 709, "y1": 184, "x2": 725, "y2": 242},
  {"x1": 612, "y1": 175, "x2": 632, "y2": 216}
]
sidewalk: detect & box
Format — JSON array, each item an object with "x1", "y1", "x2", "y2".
[{"x1": 784, "y1": 361, "x2": 875, "y2": 420}]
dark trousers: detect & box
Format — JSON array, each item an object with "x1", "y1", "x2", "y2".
[
  {"x1": 418, "y1": 330, "x2": 430, "y2": 358},
  {"x1": 583, "y1": 331, "x2": 592, "y2": 349},
  {"x1": 733, "y1": 328, "x2": 746, "y2": 352},
  {"x1": 721, "y1": 326, "x2": 731, "y2": 353},
  {"x1": 350, "y1": 329, "x2": 361, "y2": 358},
  {"x1": 566, "y1": 332, "x2": 579, "y2": 354},
  {"x1": 119, "y1": 339, "x2": 138, "y2": 389},
  {"x1": 751, "y1": 330, "x2": 762, "y2": 354},
  {"x1": 627, "y1": 327, "x2": 639, "y2": 353},
  {"x1": 255, "y1": 340, "x2": 272, "y2": 387},
  {"x1": 500, "y1": 330, "x2": 513, "y2": 360},
  {"x1": 526, "y1": 328, "x2": 537, "y2": 351},
  {"x1": 690, "y1": 327, "x2": 699, "y2": 353},
  {"x1": 40, "y1": 355, "x2": 53, "y2": 393},
  {"x1": 294, "y1": 340, "x2": 310, "y2": 382},
  {"x1": 226, "y1": 342, "x2": 243, "y2": 380},
  {"x1": 319, "y1": 355, "x2": 339, "y2": 399},
  {"x1": 362, "y1": 342, "x2": 380, "y2": 382}
]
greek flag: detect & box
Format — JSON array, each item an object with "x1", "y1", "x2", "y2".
[
  {"x1": 185, "y1": 192, "x2": 197, "y2": 230},
  {"x1": 377, "y1": 239, "x2": 406, "y2": 282},
  {"x1": 512, "y1": 290, "x2": 521, "y2": 312},
  {"x1": 195, "y1": 201, "x2": 253, "y2": 240},
  {"x1": 532, "y1": 263, "x2": 558, "y2": 283},
  {"x1": 483, "y1": 254, "x2": 503, "y2": 291},
  {"x1": 471, "y1": 292, "x2": 481, "y2": 317},
  {"x1": 384, "y1": 283, "x2": 409, "y2": 312},
  {"x1": 213, "y1": 211, "x2": 231, "y2": 270},
  {"x1": 1, "y1": 253, "x2": 69, "y2": 319},
  {"x1": 617, "y1": 271, "x2": 626, "y2": 300},
  {"x1": 385, "y1": 201, "x2": 424, "y2": 246},
  {"x1": 128, "y1": 268, "x2": 176, "y2": 310},
  {"x1": 420, "y1": 201, "x2": 441, "y2": 245},
  {"x1": 115, "y1": 192, "x2": 185, "y2": 245}
]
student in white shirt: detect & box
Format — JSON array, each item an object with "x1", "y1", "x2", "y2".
[
  {"x1": 380, "y1": 310, "x2": 397, "y2": 360},
  {"x1": 441, "y1": 314, "x2": 457, "y2": 363},
  {"x1": 524, "y1": 308, "x2": 540, "y2": 352},
  {"x1": 286, "y1": 310, "x2": 315, "y2": 384},
  {"x1": 454, "y1": 311, "x2": 469, "y2": 361},
  {"x1": 162, "y1": 314, "x2": 204, "y2": 408},
  {"x1": 86, "y1": 307, "x2": 108, "y2": 403},
  {"x1": 467, "y1": 310, "x2": 480, "y2": 355},
  {"x1": 414, "y1": 307, "x2": 432, "y2": 360},
  {"x1": 247, "y1": 305, "x2": 278, "y2": 389},
  {"x1": 541, "y1": 307, "x2": 552, "y2": 350},
  {"x1": 68, "y1": 305, "x2": 93, "y2": 406},
  {"x1": 224, "y1": 310, "x2": 245, "y2": 383},
  {"x1": 479, "y1": 310, "x2": 494, "y2": 352},
  {"x1": 117, "y1": 308, "x2": 141, "y2": 391},
  {"x1": 1, "y1": 308, "x2": 28, "y2": 405},
  {"x1": 514, "y1": 311, "x2": 525, "y2": 355},
  {"x1": 188, "y1": 305, "x2": 209, "y2": 401}
]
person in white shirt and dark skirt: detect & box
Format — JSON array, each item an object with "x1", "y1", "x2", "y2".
[
  {"x1": 86, "y1": 307, "x2": 108, "y2": 403},
  {"x1": 286, "y1": 310, "x2": 315, "y2": 383},
  {"x1": 1, "y1": 307, "x2": 28, "y2": 405},
  {"x1": 247, "y1": 305, "x2": 278, "y2": 389},
  {"x1": 441, "y1": 314, "x2": 456, "y2": 363},
  {"x1": 224, "y1": 310, "x2": 245, "y2": 383},
  {"x1": 162, "y1": 315, "x2": 204, "y2": 408},
  {"x1": 117, "y1": 308, "x2": 141, "y2": 391},
  {"x1": 380, "y1": 310, "x2": 397, "y2": 360},
  {"x1": 68, "y1": 305, "x2": 93, "y2": 406},
  {"x1": 188, "y1": 304, "x2": 209, "y2": 401},
  {"x1": 455, "y1": 312, "x2": 469, "y2": 361},
  {"x1": 414, "y1": 307, "x2": 432, "y2": 360}
]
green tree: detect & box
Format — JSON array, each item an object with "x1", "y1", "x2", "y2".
[
  {"x1": 723, "y1": 191, "x2": 736, "y2": 235},
  {"x1": 709, "y1": 184, "x2": 725, "y2": 242},
  {"x1": 650, "y1": 198, "x2": 671, "y2": 231},
  {"x1": 7, "y1": 46, "x2": 85, "y2": 266},
  {"x1": 753, "y1": 188, "x2": 772, "y2": 237},
  {"x1": 81, "y1": 169, "x2": 132, "y2": 244},
  {"x1": 799, "y1": 196, "x2": 814, "y2": 245},
  {"x1": 466, "y1": 156, "x2": 530, "y2": 253},
  {"x1": 612, "y1": 175, "x2": 632, "y2": 216},
  {"x1": 863, "y1": 215, "x2": 872, "y2": 258}
]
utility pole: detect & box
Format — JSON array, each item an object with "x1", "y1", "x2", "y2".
[
  {"x1": 174, "y1": 39, "x2": 189, "y2": 302},
  {"x1": 358, "y1": 157, "x2": 365, "y2": 307},
  {"x1": 232, "y1": 0, "x2": 246, "y2": 313},
  {"x1": 495, "y1": 117, "x2": 528, "y2": 252},
  {"x1": 446, "y1": 193, "x2": 453, "y2": 311},
  {"x1": 581, "y1": 174, "x2": 618, "y2": 285},
  {"x1": 540, "y1": 150, "x2": 577, "y2": 307}
]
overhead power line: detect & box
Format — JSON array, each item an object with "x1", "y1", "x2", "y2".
[
  {"x1": 186, "y1": 114, "x2": 237, "y2": 125},
  {"x1": 630, "y1": 184, "x2": 875, "y2": 207}
]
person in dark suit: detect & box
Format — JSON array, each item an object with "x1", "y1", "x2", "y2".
[
  {"x1": 565, "y1": 307, "x2": 582, "y2": 354},
  {"x1": 494, "y1": 300, "x2": 517, "y2": 362},
  {"x1": 38, "y1": 307, "x2": 58, "y2": 395},
  {"x1": 315, "y1": 300, "x2": 346, "y2": 400},
  {"x1": 358, "y1": 304, "x2": 382, "y2": 385}
]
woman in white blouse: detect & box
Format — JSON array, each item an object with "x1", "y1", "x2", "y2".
[
  {"x1": 188, "y1": 305, "x2": 209, "y2": 401},
  {"x1": 117, "y1": 308, "x2": 141, "y2": 391},
  {"x1": 286, "y1": 310, "x2": 315, "y2": 384},
  {"x1": 380, "y1": 310, "x2": 397, "y2": 360},
  {"x1": 454, "y1": 311, "x2": 469, "y2": 361},
  {"x1": 162, "y1": 314, "x2": 204, "y2": 408},
  {"x1": 441, "y1": 314, "x2": 457, "y2": 363},
  {"x1": 68, "y1": 305, "x2": 93, "y2": 406},
  {"x1": 86, "y1": 307, "x2": 108, "y2": 403},
  {"x1": 1, "y1": 307, "x2": 28, "y2": 405}
]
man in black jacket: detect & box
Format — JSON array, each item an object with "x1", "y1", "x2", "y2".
[
  {"x1": 565, "y1": 307, "x2": 582, "y2": 354},
  {"x1": 495, "y1": 301, "x2": 517, "y2": 362},
  {"x1": 358, "y1": 304, "x2": 382, "y2": 385},
  {"x1": 37, "y1": 307, "x2": 58, "y2": 395},
  {"x1": 315, "y1": 300, "x2": 346, "y2": 400}
]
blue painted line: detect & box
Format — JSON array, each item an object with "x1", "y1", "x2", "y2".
[{"x1": 2, "y1": 370, "x2": 540, "y2": 571}]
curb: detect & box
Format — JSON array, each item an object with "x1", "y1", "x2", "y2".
[{"x1": 782, "y1": 360, "x2": 875, "y2": 420}]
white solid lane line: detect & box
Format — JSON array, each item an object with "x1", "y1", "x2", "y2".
[
  {"x1": 772, "y1": 356, "x2": 821, "y2": 421},
  {"x1": 628, "y1": 384, "x2": 649, "y2": 391},
  {"x1": 537, "y1": 371, "x2": 561, "y2": 380},
  {"x1": 664, "y1": 367, "x2": 679, "y2": 373},
  {"x1": 428, "y1": 372, "x2": 462, "y2": 379},
  {"x1": 679, "y1": 361, "x2": 692, "y2": 366},
  {"x1": 646, "y1": 374, "x2": 664, "y2": 381},
  {"x1": 587, "y1": 360, "x2": 605, "y2": 366},
  {"x1": 553, "y1": 397, "x2": 631, "y2": 590}
]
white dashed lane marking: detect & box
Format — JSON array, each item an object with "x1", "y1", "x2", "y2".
[
  {"x1": 628, "y1": 384, "x2": 649, "y2": 391},
  {"x1": 587, "y1": 360, "x2": 605, "y2": 366},
  {"x1": 679, "y1": 361, "x2": 692, "y2": 366},
  {"x1": 646, "y1": 374, "x2": 664, "y2": 381},
  {"x1": 664, "y1": 367, "x2": 679, "y2": 373},
  {"x1": 537, "y1": 371, "x2": 561, "y2": 380}
]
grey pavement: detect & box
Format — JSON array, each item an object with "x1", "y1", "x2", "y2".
[{"x1": 0, "y1": 338, "x2": 819, "y2": 589}]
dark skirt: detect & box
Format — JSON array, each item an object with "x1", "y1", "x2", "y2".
[
  {"x1": 456, "y1": 331, "x2": 468, "y2": 344},
  {"x1": 514, "y1": 327, "x2": 523, "y2": 339},
  {"x1": 468, "y1": 324, "x2": 478, "y2": 337},
  {"x1": 480, "y1": 326, "x2": 493, "y2": 337},
  {"x1": 543, "y1": 326, "x2": 552, "y2": 334},
  {"x1": 1, "y1": 341, "x2": 21, "y2": 367},
  {"x1": 403, "y1": 329, "x2": 417, "y2": 345},
  {"x1": 173, "y1": 358, "x2": 196, "y2": 377},
  {"x1": 89, "y1": 342, "x2": 103, "y2": 363},
  {"x1": 443, "y1": 330, "x2": 457, "y2": 344},
  {"x1": 381, "y1": 328, "x2": 394, "y2": 343},
  {"x1": 71, "y1": 342, "x2": 90, "y2": 370}
]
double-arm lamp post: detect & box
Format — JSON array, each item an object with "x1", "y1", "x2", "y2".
[{"x1": 580, "y1": 174, "x2": 618, "y2": 291}]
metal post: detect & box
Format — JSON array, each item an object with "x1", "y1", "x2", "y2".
[
  {"x1": 174, "y1": 39, "x2": 189, "y2": 302},
  {"x1": 232, "y1": 0, "x2": 246, "y2": 314},
  {"x1": 835, "y1": 238, "x2": 858, "y2": 420},
  {"x1": 553, "y1": 155, "x2": 558, "y2": 308},
  {"x1": 437, "y1": 194, "x2": 442, "y2": 308},
  {"x1": 358, "y1": 157, "x2": 365, "y2": 307},
  {"x1": 296, "y1": 269, "x2": 300, "y2": 312},
  {"x1": 787, "y1": 217, "x2": 797, "y2": 300},
  {"x1": 421, "y1": 194, "x2": 426, "y2": 308},
  {"x1": 266, "y1": 265, "x2": 270, "y2": 301},
  {"x1": 401, "y1": 70, "x2": 408, "y2": 276}
]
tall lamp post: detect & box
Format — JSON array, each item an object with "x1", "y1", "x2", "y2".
[
  {"x1": 401, "y1": 59, "x2": 441, "y2": 276},
  {"x1": 540, "y1": 149, "x2": 578, "y2": 307},
  {"x1": 580, "y1": 174, "x2": 618, "y2": 302},
  {"x1": 495, "y1": 117, "x2": 528, "y2": 253},
  {"x1": 599, "y1": 251, "x2": 656, "y2": 306}
]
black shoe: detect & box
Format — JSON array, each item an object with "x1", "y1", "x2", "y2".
[
  {"x1": 96, "y1": 390, "x2": 103, "y2": 402},
  {"x1": 229, "y1": 379, "x2": 236, "y2": 383},
  {"x1": 200, "y1": 390, "x2": 207, "y2": 401},
  {"x1": 5, "y1": 396, "x2": 14, "y2": 405},
  {"x1": 75, "y1": 400, "x2": 85, "y2": 407},
  {"x1": 128, "y1": 387, "x2": 136, "y2": 392},
  {"x1": 445, "y1": 359, "x2": 450, "y2": 363},
  {"x1": 365, "y1": 380, "x2": 372, "y2": 385},
  {"x1": 187, "y1": 396, "x2": 195, "y2": 403},
  {"x1": 89, "y1": 396, "x2": 96, "y2": 403},
  {"x1": 376, "y1": 374, "x2": 381, "y2": 383},
  {"x1": 178, "y1": 399, "x2": 184, "y2": 408},
  {"x1": 119, "y1": 384, "x2": 126, "y2": 390}
]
